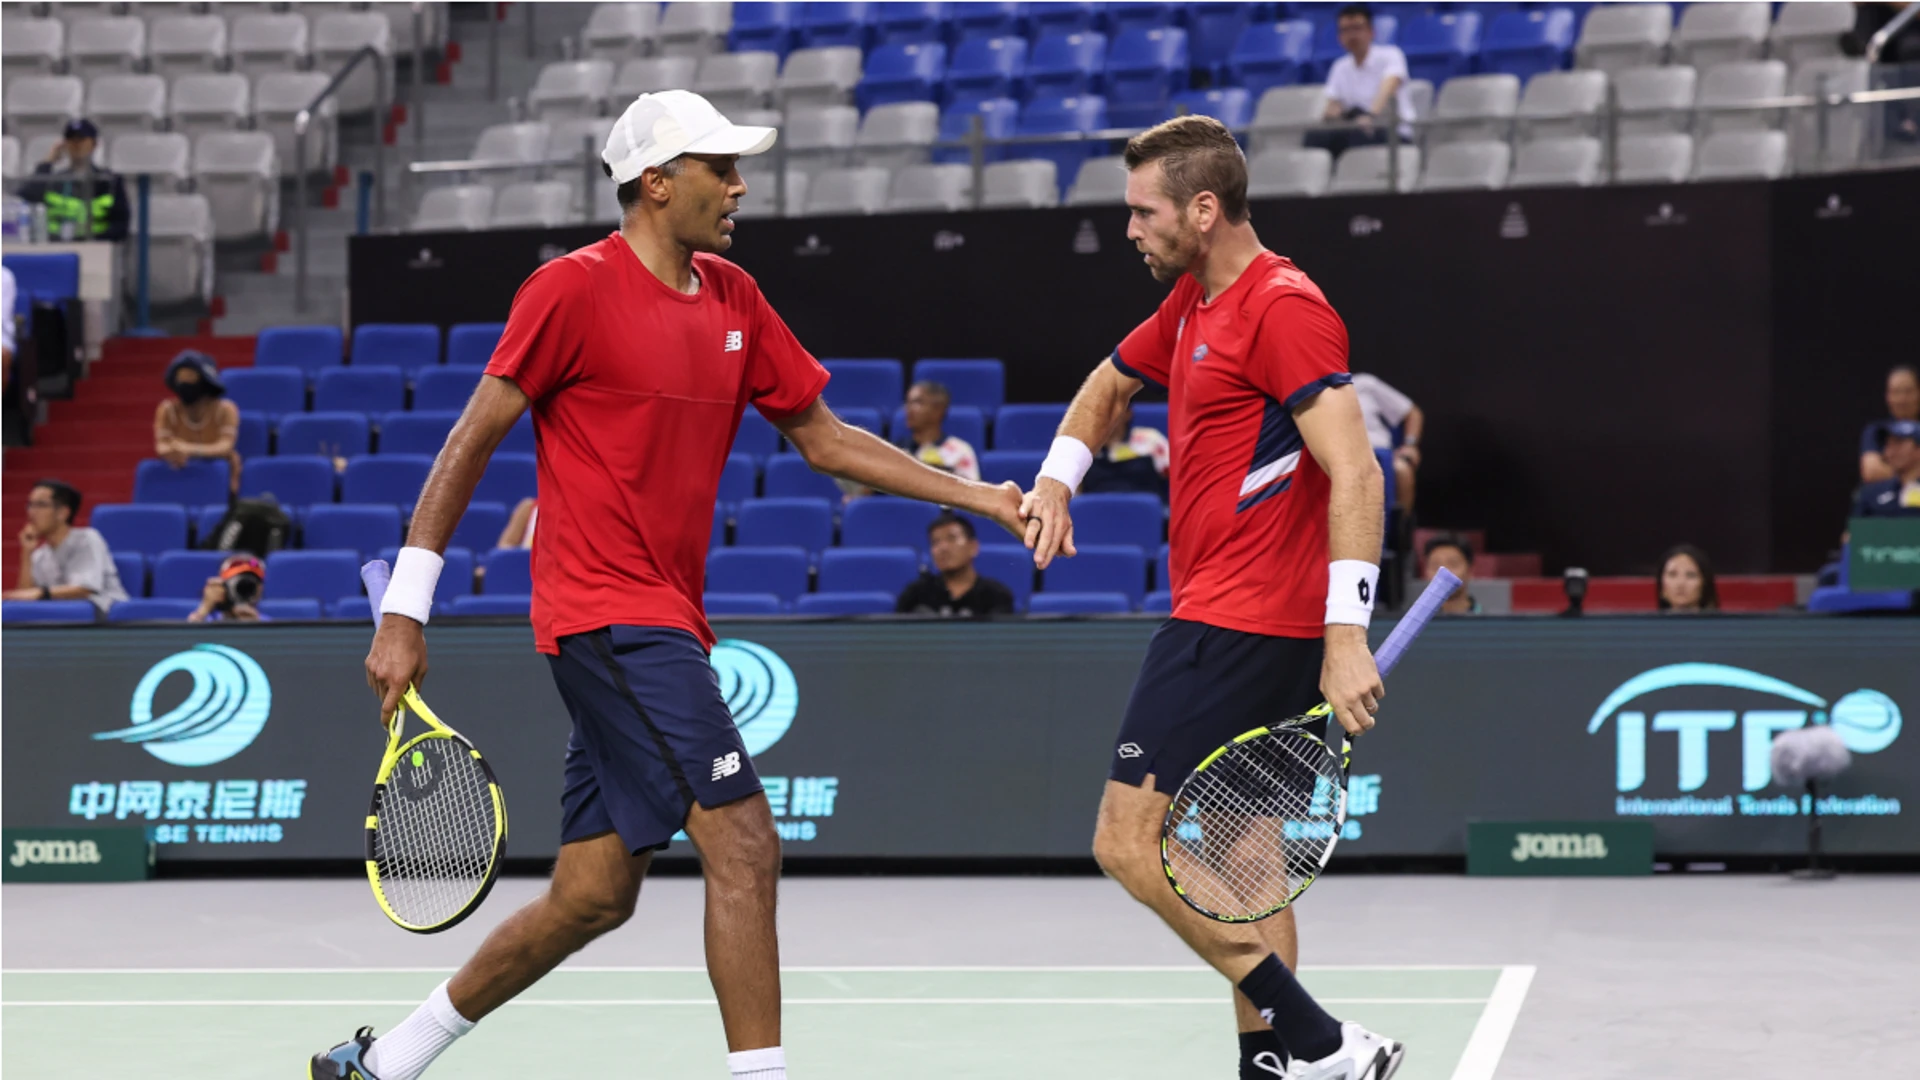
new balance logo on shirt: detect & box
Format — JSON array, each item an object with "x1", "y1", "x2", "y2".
[
  {"x1": 724, "y1": 330, "x2": 744, "y2": 352},
  {"x1": 712, "y1": 752, "x2": 742, "y2": 780}
]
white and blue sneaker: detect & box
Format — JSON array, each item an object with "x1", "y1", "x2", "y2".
[
  {"x1": 1285, "y1": 1022, "x2": 1405, "y2": 1080},
  {"x1": 309, "y1": 1026, "x2": 382, "y2": 1080}
]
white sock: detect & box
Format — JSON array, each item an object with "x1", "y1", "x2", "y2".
[
  {"x1": 364, "y1": 980, "x2": 476, "y2": 1080},
  {"x1": 728, "y1": 1045, "x2": 787, "y2": 1079}
]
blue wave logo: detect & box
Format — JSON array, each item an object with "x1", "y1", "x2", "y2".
[
  {"x1": 94, "y1": 644, "x2": 273, "y2": 767},
  {"x1": 710, "y1": 639, "x2": 798, "y2": 757},
  {"x1": 1588, "y1": 663, "x2": 1901, "y2": 792}
]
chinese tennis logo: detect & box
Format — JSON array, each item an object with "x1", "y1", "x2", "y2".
[
  {"x1": 92, "y1": 644, "x2": 274, "y2": 767},
  {"x1": 709, "y1": 639, "x2": 798, "y2": 756}
]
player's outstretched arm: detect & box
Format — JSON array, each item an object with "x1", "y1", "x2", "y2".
[
  {"x1": 777, "y1": 398, "x2": 1026, "y2": 538},
  {"x1": 1295, "y1": 383, "x2": 1387, "y2": 737},
  {"x1": 365, "y1": 374, "x2": 530, "y2": 722},
  {"x1": 1021, "y1": 359, "x2": 1144, "y2": 569}
]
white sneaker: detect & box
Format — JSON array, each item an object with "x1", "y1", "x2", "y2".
[{"x1": 1285, "y1": 1022, "x2": 1406, "y2": 1080}]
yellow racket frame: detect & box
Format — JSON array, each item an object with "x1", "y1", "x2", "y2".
[{"x1": 365, "y1": 685, "x2": 509, "y2": 934}]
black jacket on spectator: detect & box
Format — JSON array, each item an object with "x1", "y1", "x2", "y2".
[{"x1": 896, "y1": 574, "x2": 1016, "y2": 617}]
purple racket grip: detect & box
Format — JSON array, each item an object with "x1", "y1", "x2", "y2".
[
  {"x1": 360, "y1": 560, "x2": 392, "y2": 626},
  {"x1": 1373, "y1": 568, "x2": 1460, "y2": 678}
]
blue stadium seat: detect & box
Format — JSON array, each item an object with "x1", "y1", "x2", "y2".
[
  {"x1": 1071, "y1": 493, "x2": 1162, "y2": 550},
  {"x1": 413, "y1": 365, "x2": 486, "y2": 412},
  {"x1": 1171, "y1": 86, "x2": 1252, "y2": 128},
  {"x1": 1143, "y1": 589, "x2": 1173, "y2": 614},
  {"x1": 379, "y1": 410, "x2": 459, "y2": 455},
  {"x1": 873, "y1": 0, "x2": 946, "y2": 45},
  {"x1": 975, "y1": 544, "x2": 1036, "y2": 610},
  {"x1": 705, "y1": 592, "x2": 785, "y2": 615},
  {"x1": 1231, "y1": 19, "x2": 1316, "y2": 98},
  {"x1": 1030, "y1": 591, "x2": 1131, "y2": 614},
  {"x1": 1027, "y1": 32, "x2": 1108, "y2": 98},
  {"x1": 763, "y1": 455, "x2": 845, "y2": 501},
  {"x1": 254, "y1": 325, "x2": 344, "y2": 378},
  {"x1": 243, "y1": 455, "x2": 334, "y2": 506},
  {"x1": 796, "y1": 591, "x2": 896, "y2": 615},
  {"x1": 1, "y1": 252, "x2": 79, "y2": 302},
  {"x1": 707, "y1": 547, "x2": 811, "y2": 603},
  {"x1": 1105, "y1": 1, "x2": 1184, "y2": 37},
  {"x1": 1480, "y1": 7, "x2": 1577, "y2": 81},
  {"x1": 451, "y1": 594, "x2": 531, "y2": 616},
  {"x1": 820, "y1": 358, "x2": 905, "y2": 412},
  {"x1": 474, "y1": 453, "x2": 537, "y2": 506},
  {"x1": 193, "y1": 505, "x2": 228, "y2": 544},
  {"x1": 90, "y1": 504, "x2": 188, "y2": 556},
  {"x1": 277, "y1": 412, "x2": 371, "y2": 458},
  {"x1": 351, "y1": 323, "x2": 441, "y2": 375},
  {"x1": 223, "y1": 368, "x2": 305, "y2": 417},
  {"x1": 1027, "y1": 1, "x2": 1101, "y2": 37},
  {"x1": 109, "y1": 597, "x2": 198, "y2": 621},
  {"x1": 3, "y1": 599, "x2": 99, "y2": 623},
  {"x1": 913, "y1": 358, "x2": 1005, "y2": 413},
  {"x1": 993, "y1": 403, "x2": 1070, "y2": 450},
  {"x1": 935, "y1": 97, "x2": 1021, "y2": 164},
  {"x1": 945, "y1": 36, "x2": 1029, "y2": 107},
  {"x1": 736, "y1": 497, "x2": 836, "y2": 555},
  {"x1": 818, "y1": 546, "x2": 921, "y2": 594},
  {"x1": 713, "y1": 504, "x2": 727, "y2": 548},
  {"x1": 1105, "y1": 26, "x2": 1189, "y2": 127},
  {"x1": 796, "y1": 1, "x2": 872, "y2": 48},
  {"x1": 1305, "y1": 12, "x2": 1399, "y2": 83},
  {"x1": 888, "y1": 404, "x2": 987, "y2": 454},
  {"x1": 329, "y1": 595, "x2": 373, "y2": 620},
  {"x1": 1043, "y1": 544, "x2": 1147, "y2": 607},
  {"x1": 152, "y1": 550, "x2": 226, "y2": 598},
  {"x1": 451, "y1": 501, "x2": 510, "y2": 553},
  {"x1": 499, "y1": 412, "x2": 535, "y2": 454},
  {"x1": 1399, "y1": 12, "x2": 1480, "y2": 83},
  {"x1": 1016, "y1": 95, "x2": 1109, "y2": 184},
  {"x1": 378, "y1": 546, "x2": 477, "y2": 604},
  {"x1": 980, "y1": 449, "x2": 1044, "y2": 487},
  {"x1": 1188, "y1": 1, "x2": 1258, "y2": 76},
  {"x1": 1156, "y1": 542, "x2": 1171, "y2": 590},
  {"x1": 446, "y1": 322, "x2": 506, "y2": 368},
  {"x1": 859, "y1": 41, "x2": 946, "y2": 108},
  {"x1": 720, "y1": 454, "x2": 758, "y2": 507},
  {"x1": 841, "y1": 498, "x2": 941, "y2": 554},
  {"x1": 236, "y1": 413, "x2": 269, "y2": 458},
  {"x1": 340, "y1": 455, "x2": 432, "y2": 507},
  {"x1": 314, "y1": 365, "x2": 406, "y2": 414},
  {"x1": 258, "y1": 598, "x2": 324, "y2": 620},
  {"x1": 1131, "y1": 402, "x2": 1168, "y2": 434},
  {"x1": 303, "y1": 504, "x2": 402, "y2": 559},
  {"x1": 733, "y1": 409, "x2": 782, "y2": 462},
  {"x1": 836, "y1": 406, "x2": 885, "y2": 435},
  {"x1": 134, "y1": 458, "x2": 230, "y2": 505},
  {"x1": 482, "y1": 547, "x2": 532, "y2": 595},
  {"x1": 729, "y1": 0, "x2": 796, "y2": 55},
  {"x1": 264, "y1": 549, "x2": 360, "y2": 601},
  {"x1": 1376, "y1": 446, "x2": 1396, "y2": 521},
  {"x1": 951, "y1": 0, "x2": 1026, "y2": 41},
  {"x1": 111, "y1": 550, "x2": 145, "y2": 596}
]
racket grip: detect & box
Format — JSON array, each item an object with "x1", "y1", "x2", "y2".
[
  {"x1": 1373, "y1": 568, "x2": 1460, "y2": 678},
  {"x1": 361, "y1": 560, "x2": 392, "y2": 626}
]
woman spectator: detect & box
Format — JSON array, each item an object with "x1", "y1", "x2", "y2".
[
  {"x1": 1860, "y1": 364, "x2": 1920, "y2": 483},
  {"x1": 153, "y1": 350, "x2": 241, "y2": 494},
  {"x1": 1656, "y1": 544, "x2": 1719, "y2": 613}
]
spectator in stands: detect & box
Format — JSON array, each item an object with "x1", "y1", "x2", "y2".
[
  {"x1": 896, "y1": 512, "x2": 1015, "y2": 617},
  {"x1": 188, "y1": 553, "x2": 268, "y2": 623},
  {"x1": 894, "y1": 380, "x2": 980, "y2": 481},
  {"x1": 1422, "y1": 532, "x2": 1481, "y2": 615},
  {"x1": 1860, "y1": 364, "x2": 1920, "y2": 483},
  {"x1": 1855, "y1": 420, "x2": 1920, "y2": 518},
  {"x1": 1081, "y1": 402, "x2": 1170, "y2": 499},
  {"x1": 1844, "y1": 4, "x2": 1920, "y2": 143},
  {"x1": 1309, "y1": 4, "x2": 1418, "y2": 156},
  {"x1": 18, "y1": 120, "x2": 129, "y2": 242},
  {"x1": 2, "y1": 264, "x2": 15, "y2": 368},
  {"x1": 1656, "y1": 544, "x2": 1719, "y2": 613},
  {"x1": 6, "y1": 478, "x2": 128, "y2": 615},
  {"x1": 154, "y1": 350, "x2": 242, "y2": 494},
  {"x1": 498, "y1": 498, "x2": 538, "y2": 548},
  {"x1": 1353, "y1": 372, "x2": 1422, "y2": 512}
]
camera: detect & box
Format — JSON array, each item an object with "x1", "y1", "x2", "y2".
[
  {"x1": 1562, "y1": 567, "x2": 1589, "y2": 616},
  {"x1": 225, "y1": 570, "x2": 263, "y2": 607}
]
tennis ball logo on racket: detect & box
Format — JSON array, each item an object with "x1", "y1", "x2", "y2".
[
  {"x1": 709, "y1": 639, "x2": 798, "y2": 757},
  {"x1": 94, "y1": 644, "x2": 273, "y2": 767}
]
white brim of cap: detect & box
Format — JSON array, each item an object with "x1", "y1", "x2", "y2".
[{"x1": 683, "y1": 122, "x2": 778, "y2": 159}]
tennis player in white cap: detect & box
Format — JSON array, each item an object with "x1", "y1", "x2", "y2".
[{"x1": 309, "y1": 90, "x2": 1025, "y2": 1080}]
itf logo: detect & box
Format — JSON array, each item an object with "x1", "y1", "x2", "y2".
[
  {"x1": 92, "y1": 644, "x2": 273, "y2": 767},
  {"x1": 1588, "y1": 663, "x2": 1902, "y2": 793},
  {"x1": 709, "y1": 639, "x2": 798, "y2": 757}
]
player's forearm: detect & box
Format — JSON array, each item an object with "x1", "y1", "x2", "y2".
[
  {"x1": 1060, "y1": 361, "x2": 1140, "y2": 451},
  {"x1": 1325, "y1": 460, "x2": 1385, "y2": 564}
]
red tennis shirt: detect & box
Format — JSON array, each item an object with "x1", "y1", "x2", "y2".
[
  {"x1": 1110, "y1": 251, "x2": 1352, "y2": 638},
  {"x1": 484, "y1": 235, "x2": 828, "y2": 654}
]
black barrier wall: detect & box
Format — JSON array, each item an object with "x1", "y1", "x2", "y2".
[
  {"x1": 349, "y1": 170, "x2": 1920, "y2": 577},
  {"x1": 6, "y1": 617, "x2": 1914, "y2": 862}
]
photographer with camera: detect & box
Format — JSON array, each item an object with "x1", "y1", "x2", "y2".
[{"x1": 188, "y1": 554, "x2": 268, "y2": 623}]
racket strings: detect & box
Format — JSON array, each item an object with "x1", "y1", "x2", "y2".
[
  {"x1": 373, "y1": 735, "x2": 499, "y2": 928},
  {"x1": 1166, "y1": 732, "x2": 1345, "y2": 921}
]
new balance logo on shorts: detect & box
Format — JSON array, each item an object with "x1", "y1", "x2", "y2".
[
  {"x1": 1117, "y1": 742, "x2": 1144, "y2": 759},
  {"x1": 724, "y1": 330, "x2": 744, "y2": 352},
  {"x1": 712, "y1": 751, "x2": 742, "y2": 781}
]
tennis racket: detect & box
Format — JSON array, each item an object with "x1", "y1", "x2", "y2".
[
  {"x1": 359, "y1": 560, "x2": 508, "y2": 934},
  {"x1": 1162, "y1": 568, "x2": 1461, "y2": 924}
]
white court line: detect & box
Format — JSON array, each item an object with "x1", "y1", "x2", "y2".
[
  {"x1": 1, "y1": 964, "x2": 1506, "y2": 975},
  {"x1": 2, "y1": 997, "x2": 1491, "y2": 1008},
  {"x1": 1448, "y1": 965, "x2": 1536, "y2": 1080}
]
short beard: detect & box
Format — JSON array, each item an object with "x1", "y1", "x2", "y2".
[{"x1": 1147, "y1": 220, "x2": 1199, "y2": 283}]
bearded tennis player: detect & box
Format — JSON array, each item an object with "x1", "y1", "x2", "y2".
[
  {"x1": 308, "y1": 90, "x2": 1023, "y2": 1080},
  {"x1": 1019, "y1": 116, "x2": 1403, "y2": 1080}
]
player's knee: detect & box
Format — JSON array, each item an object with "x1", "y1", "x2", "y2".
[
  {"x1": 703, "y1": 816, "x2": 782, "y2": 895},
  {"x1": 1091, "y1": 818, "x2": 1150, "y2": 884},
  {"x1": 554, "y1": 880, "x2": 637, "y2": 935}
]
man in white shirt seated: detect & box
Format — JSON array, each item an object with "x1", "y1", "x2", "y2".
[
  {"x1": 1309, "y1": 4, "x2": 1418, "y2": 156},
  {"x1": 1351, "y1": 372, "x2": 1423, "y2": 513},
  {"x1": 893, "y1": 380, "x2": 980, "y2": 482}
]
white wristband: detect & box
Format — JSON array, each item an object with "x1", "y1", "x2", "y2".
[
  {"x1": 1325, "y1": 559, "x2": 1380, "y2": 627},
  {"x1": 1035, "y1": 436, "x2": 1094, "y2": 493},
  {"x1": 381, "y1": 546, "x2": 444, "y2": 626}
]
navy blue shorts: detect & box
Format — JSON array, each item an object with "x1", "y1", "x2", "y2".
[
  {"x1": 548, "y1": 626, "x2": 763, "y2": 854},
  {"x1": 1111, "y1": 618, "x2": 1325, "y2": 795}
]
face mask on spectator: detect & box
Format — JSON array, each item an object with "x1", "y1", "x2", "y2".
[{"x1": 173, "y1": 380, "x2": 211, "y2": 404}]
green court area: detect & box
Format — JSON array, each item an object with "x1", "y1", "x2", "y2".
[{"x1": 2, "y1": 965, "x2": 1533, "y2": 1079}]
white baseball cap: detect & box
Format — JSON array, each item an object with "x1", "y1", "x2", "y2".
[{"x1": 601, "y1": 90, "x2": 777, "y2": 184}]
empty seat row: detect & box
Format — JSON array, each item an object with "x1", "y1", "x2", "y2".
[
  {"x1": 238, "y1": 322, "x2": 504, "y2": 377},
  {"x1": 130, "y1": 453, "x2": 536, "y2": 509},
  {"x1": 94, "y1": 544, "x2": 518, "y2": 605},
  {"x1": 3, "y1": 70, "x2": 340, "y2": 170}
]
